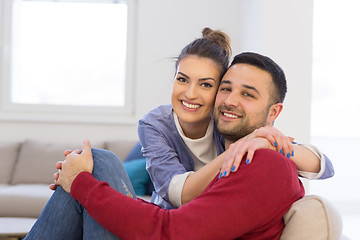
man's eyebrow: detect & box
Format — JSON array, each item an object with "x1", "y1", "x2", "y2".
[
  {"x1": 220, "y1": 80, "x2": 260, "y2": 95},
  {"x1": 220, "y1": 80, "x2": 231, "y2": 85},
  {"x1": 242, "y1": 84, "x2": 260, "y2": 95}
]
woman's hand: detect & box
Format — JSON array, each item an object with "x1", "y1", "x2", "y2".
[
  {"x1": 55, "y1": 140, "x2": 94, "y2": 193},
  {"x1": 219, "y1": 126, "x2": 294, "y2": 178},
  {"x1": 219, "y1": 137, "x2": 273, "y2": 178},
  {"x1": 252, "y1": 126, "x2": 294, "y2": 158}
]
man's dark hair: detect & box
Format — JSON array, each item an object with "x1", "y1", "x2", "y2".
[{"x1": 230, "y1": 52, "x2": 287, "y2": 103}]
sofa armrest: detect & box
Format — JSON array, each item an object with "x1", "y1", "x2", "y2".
[{"x1": 280, "y1": 195, "x2": 343, "y2": 240}]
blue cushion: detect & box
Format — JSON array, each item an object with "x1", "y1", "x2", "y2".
[
  {"x1": 123, "y1": 158, "x2": 150, "y2": 196},
  {"x1": 124, "y1": 142, "x2": 144, "y2": 162}
]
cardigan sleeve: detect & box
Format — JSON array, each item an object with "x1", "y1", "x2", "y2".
[
  {"x1": 138, "y1": 121, "x2": 188, "y2": 205},
  {"x1": 71, "y1": 149, "x2": 304, "y2": 240},
  {"x1": 296, "y1": 143, "x2": 334, "y2": 180}
]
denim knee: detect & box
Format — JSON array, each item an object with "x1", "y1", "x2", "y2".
[{"x1": 92, "y1": 148, "x2": 122, "y2": 167}]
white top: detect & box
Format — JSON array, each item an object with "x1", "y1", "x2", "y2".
[{"x1": 168, "y1": 112, "x2": 217, "y2": 207}]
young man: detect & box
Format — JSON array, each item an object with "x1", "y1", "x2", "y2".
[{"x1": 48, "y1": 52, "x2": 308, "y2": 239}]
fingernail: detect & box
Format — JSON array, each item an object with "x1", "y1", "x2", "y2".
[
  {"x1": 224, "y1": 171, "x2": 227, "y2": 176},
  {"x1": 280, "y1": 149, "x2": 283, "y2": 154},
  {"x1": 219, "y1": 173, "x2": 223, "y2": 179},
  {"x1": 287, "y1": 153, "x2": 290, "y2": 158},
  {"x1": 291, "y1": 150, "x2": 294, "y2": 156},
  {"x1": 292, "y1": 141, "x2": 296, "y2": 144},
  {"x1": 246, "y1": 159, "x2": 250, "y2": 164},
  {"x1": 231, "y1": 166, "x2": 235, "y2": 172},
  {"x1": 274, "y1": 141, "x2": 278, "y2": 147}
]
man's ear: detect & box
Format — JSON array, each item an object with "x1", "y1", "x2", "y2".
[{"x1": 266, "y1": 103, "x2": 283, "y2": 126}]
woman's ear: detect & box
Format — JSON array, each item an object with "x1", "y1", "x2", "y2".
[{"x1": 266, "y1": 103, "x2": 283, "y2": 126}]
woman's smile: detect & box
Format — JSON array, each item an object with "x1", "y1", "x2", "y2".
[{"x1": 180, "y1": 100, "x2": 201, "y2": 111}]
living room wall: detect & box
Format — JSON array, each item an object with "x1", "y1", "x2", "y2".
[{"x1": 0, "y1": 0, "x2": 313, "y2": 144}]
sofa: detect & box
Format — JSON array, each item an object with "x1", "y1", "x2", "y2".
[
  {"x1": 0, "y1": 139, "x2": 345, "y2": 239},
  {"x1": 0, "y1": 139, "x2": 153, "y2": 218}
]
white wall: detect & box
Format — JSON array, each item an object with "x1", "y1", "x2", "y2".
[{"x1": 0, "y1": 0, "x2": 313, "y2": 144}]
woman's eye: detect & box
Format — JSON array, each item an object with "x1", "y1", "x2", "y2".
[
  {"x1": 177, "y1": 77, "x2": 187, "y2": 83},
  {"x1": 201, "y1": 83, "x2": 213, "y2": 88}
]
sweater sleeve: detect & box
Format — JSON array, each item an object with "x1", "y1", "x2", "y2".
[{"x1": 71, "y1": 149, "x2": 304, "y2": 240}]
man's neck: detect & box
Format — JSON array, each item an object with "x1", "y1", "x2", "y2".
[{"x1": 225, "y1": 139, "x2": 235, "y2": 150}]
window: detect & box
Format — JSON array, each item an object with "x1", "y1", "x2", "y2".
[
  {"x1": 0, "y1": 0, "x2": 136, "y2": 123},
  {"x1": 311, "y1": 0, "x2": 360, "y2": 238}
]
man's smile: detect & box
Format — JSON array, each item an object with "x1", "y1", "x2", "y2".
[{"x1": 220, "y1": 109, "x2": 242, "y2": 120}]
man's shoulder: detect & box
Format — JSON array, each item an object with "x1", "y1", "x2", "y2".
[{"x1": 250, "y1": 149, "x2": 298, "y2": 177}]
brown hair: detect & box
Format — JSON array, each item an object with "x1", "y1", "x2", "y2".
[{"x1": 175, "y1": 27, "x2": 232, "y2": 76}]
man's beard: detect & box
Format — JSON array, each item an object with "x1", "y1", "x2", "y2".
[
  {"x1": 214, "y1": 105, "x2": 268, "y2": 143},
  {"x1": 218, "y1": 121, "x2": 266, "y2": 143}
]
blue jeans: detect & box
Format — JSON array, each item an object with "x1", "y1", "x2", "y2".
[{"x1": 24, "y1": 148, "x2": 137, "y2": 240}]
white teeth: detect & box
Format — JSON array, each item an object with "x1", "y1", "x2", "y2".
[
  {"x1": 182, "y1": 101, "x2": 200, "y2": 109},
  {"x1": 223, "y1": 112, "x2": 239, "y2": 119}
]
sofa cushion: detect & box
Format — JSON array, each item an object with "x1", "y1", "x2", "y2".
[
  {"x1": 0, "y1": 142, "x2": 21, "y2": 184},
  {"x1": 105, "y1": 140, "x2": 138, "y2": 161},
  {"x1": 11, "y1": 139, "x2": 104, "y2": 184},
  {"x1": 280, "y1": 195, "x2": 343, "y2": 240},
  {"x1": 123, "y1": 142, "x2": 155, "y2": 195},
  {"x1": 124, "y1": 158, "x2": 150, "y2": 196},
  {"x1": 0, "y1": 184, "x2": 53, "y2": 218},
  {"x1": 124, "y1": 142, "x2": 145, "y2": 161}
]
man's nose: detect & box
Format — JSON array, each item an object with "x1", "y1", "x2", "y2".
[{"x1": 224, "y1": 91, "x2": 239, "y2": 107}]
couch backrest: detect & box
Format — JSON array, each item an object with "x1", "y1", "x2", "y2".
[
  {"x1": 0, "y1": 139, "x2": 138, "y2": 185},
  {"x1": 0, "y1": 142, "x2": 21, "y2": 184}
]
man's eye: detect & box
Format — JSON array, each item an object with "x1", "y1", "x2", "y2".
[
  {"x1": 243, "y1": 92, "x2": 254, "y2": 98},
  {"x1": 220, "y1": 87, "x2": 231, "y2": 92},
  {"x1": 201, "y1": 83, "x2": 213, "y2": 88}
]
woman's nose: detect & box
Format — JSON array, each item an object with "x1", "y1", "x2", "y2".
[{"x1": 184, "y1": 84, "x2": 197, "y2": 99}]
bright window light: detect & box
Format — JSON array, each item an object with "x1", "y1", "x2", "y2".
[
  {"x1": 11, "y1": 0, "x2": 128, "y2": 107},
  {"x1": 311, "y1": 0, "x2": 360, "y2": 238}
]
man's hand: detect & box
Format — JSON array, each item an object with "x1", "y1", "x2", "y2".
[
  {"x1": 49, "y1": 149, "x2": 82, "y2": 190},
  {"x1": 219, "y1": 126, "x2": 293, "y2": 178},
  {"x1": 56, "y1": 140, "x2": 94, "y2": 193}
]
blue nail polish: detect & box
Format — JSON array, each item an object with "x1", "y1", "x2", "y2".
[
  {"x1": 274, "y1": 141, "x2": 278, "y2": 147},
  {"x1": 219, "y1": 173, "x2": 223, "y2": 179},
  {"x1": 280, "y1": 149, "x2": 283, "y2": 154},
  {"x1": 287, "y1": 153, "x2": 290, "y2": 158},
  {"x1": 224, "y1": 171, "x2": 227, "y2": 176},
  {"x1": 231, "y1": 166, "x2": 235, "y2": 172},
  {"x1": 292, "y1": 150, "x2": 294, "y2": 156},
  {"x1": 246, "y1": 159, "x2": 250, "y2": 164}
]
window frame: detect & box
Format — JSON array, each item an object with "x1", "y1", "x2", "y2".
[{"x1": 0, "y1": 0, "x2": 137, "y2": 124}]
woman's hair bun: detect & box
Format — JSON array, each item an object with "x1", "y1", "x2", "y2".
[{"x1": 202, "y1": 27, "x2": 231, "y2": 58}]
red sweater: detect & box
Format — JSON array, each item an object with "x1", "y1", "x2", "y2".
[{"x1": 71, "y1": 149, "x2": 304, "y2": 240}]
